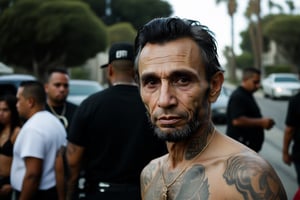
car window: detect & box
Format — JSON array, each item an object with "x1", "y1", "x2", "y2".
[
  {"x1": 69, "y1": 84, "x2": 101, "y2": 95},
  {"x1": 274, "y1": 76, "x2": 298, "y2": 83}
]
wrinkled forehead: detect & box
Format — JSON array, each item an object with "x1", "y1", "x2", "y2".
[{"x1": 138, "y1": 38, "x2": 204, "y2": 75}]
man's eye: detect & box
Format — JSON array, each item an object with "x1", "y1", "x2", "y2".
[
  {"x1": 54, "y1": 83, "x2": 68, "y2": 88},
  {"x1": 143, "y1": 78, "x2": 159, "y2": 87},
  {"x1": 174, "y1": 76, "x2": 190, "y2": 85}
]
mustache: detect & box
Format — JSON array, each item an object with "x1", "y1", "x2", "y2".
[
  {"x1": 145, "y1": 108, "x2": 201, "y2": 142},
  {"x1": 151, "y1": 109, "x2": 189, "y2": 121}
]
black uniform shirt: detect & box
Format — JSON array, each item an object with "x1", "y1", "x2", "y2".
[
  {"x1": 67, "y1": 85, "x2": 167, "y2": 184},
  {"x1": 226, "y1": 86, "x2": 264, "y2": 152}
]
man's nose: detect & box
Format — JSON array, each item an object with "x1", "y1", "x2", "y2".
[{"x1": 157, "y1": 82, "x2": 177, "y2": 108}]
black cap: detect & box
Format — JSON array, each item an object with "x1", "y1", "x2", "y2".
[{"x1": 100, "y1": 42, "x2": 134, "y2": 68}]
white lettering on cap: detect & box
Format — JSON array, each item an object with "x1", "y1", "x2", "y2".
[{"x1": 115, "y1": 50, "x2": 128, "y2": 59}]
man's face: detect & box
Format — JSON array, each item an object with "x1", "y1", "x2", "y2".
[
  {"x1": 45, "y1": 72, "x2": 69, "y2": 104},
  {"x1": 16, "y1": 87, "x2": 29, "y2": 119},
  {"x1": 138, "y1": 37, "x2": 211, "y2": 142},
  {"x1": 245, "y1": 73, "x2": 261, "y2": 93}
]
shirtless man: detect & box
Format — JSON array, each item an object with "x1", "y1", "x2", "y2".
[{"x1": 135, "y1": 17, "x2": 287, "y2": 200}]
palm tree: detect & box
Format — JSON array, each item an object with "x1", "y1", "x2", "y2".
[
  {"x1": 216, "y1": 0, "x2": 237, "y2": 82},
  {"x1": 285, "y1": 0, "x2": 295, "y2": 14},
  {"x1": 245, "y1": 0, "x2": 264, "y2": 75},
  {"x1": 268, "y1": 0, "x2": 283, "y2": 13}
]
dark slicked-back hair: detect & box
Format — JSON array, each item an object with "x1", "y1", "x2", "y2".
[
  {"x1": 46, "y1": 67, "x2": 69, "y2": 83},
  {"x1": 134, "y1": 17, "x2": 224, "y2": 82},
  {"x1": 20, "y1": 80, "x2": 46, "y2": 106},
  {"x1": 242, "y1": 67, "x2": 261, "y2": 81}
]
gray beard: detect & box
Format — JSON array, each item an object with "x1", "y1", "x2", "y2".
[{"x1": 147, "y1": 108, "x2": 201, "y2": 142}]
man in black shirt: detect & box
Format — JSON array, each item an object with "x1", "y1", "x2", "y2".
[
  {"x1": 283, "y1": 71, "x2": 300, "y2": 192},
  {"x1": 66, "y1": 42, "x2": 167, "y2": 200},
  {"x1": 45, "y1": 68, "x2": 78, "y2": 134},
  {"x1": 226, "y1": 67, "x2": 275, "y2": 152},
  {"x1": 44, "y1": 68, "x2": 79, "y2": 199}
]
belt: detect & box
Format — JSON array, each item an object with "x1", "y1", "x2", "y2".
[
  {"x1": 13, "y1": 186, "x2": 58, "y2": 200},
  {"x1": 85, "y1": 181, "x2": 139, "y2": 193}
]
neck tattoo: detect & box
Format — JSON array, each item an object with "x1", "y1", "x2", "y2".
[
  {"x1": 160, "y1": 127, "x2": 216, "y2": 200},
  {"x1": 48, "y1": 103, "x2": 68, "y2": 128}
]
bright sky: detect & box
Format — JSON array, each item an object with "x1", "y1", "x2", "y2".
[{"x1": 166, "y1": 0, "x2": 300, "y2": 66}]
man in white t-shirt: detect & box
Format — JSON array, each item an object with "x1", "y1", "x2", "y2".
[{"x1": 11, "y1": 80, "x2": 66, "y2": 200}]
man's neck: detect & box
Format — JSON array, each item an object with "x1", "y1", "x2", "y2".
[
  {"x1": 47, "y1": 99, "x2": 65, "y2": 107},
  {"x1": 112, "y1": 81, "x2": 137, "y2": 86}
]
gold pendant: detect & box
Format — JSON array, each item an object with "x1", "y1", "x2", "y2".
[
  {"x1": 162, "y1": 186, "x2": 168, "y2": 200},
  {"x1": 58, "y1": 115, "x2": 68, "y2": 128}
]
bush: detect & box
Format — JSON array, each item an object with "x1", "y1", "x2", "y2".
[{"x1": 264, "y1": 65, "x2": 293, "y2": 75}]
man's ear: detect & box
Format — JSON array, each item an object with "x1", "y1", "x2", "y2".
[
  {"x1": 108, "y1": 64, "x2": 113, "y2": 77},
  {"x1": 27, "y1": 97, "x2": 35, "y2": 108},
  {"x1": 44, "y1": 83, "x2": 49, "y2": 93},
  {"x1": 208, "y1": 71, "x2": 224, "y2": 103}
]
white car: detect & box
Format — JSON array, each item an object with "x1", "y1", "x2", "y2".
[
  {"x1": 67, "y1": 79, "x2": 103, "y2": 105},
  {"x1": 262, "y1": 73, "x2": 300, "y2": 99},
  {"x1": 0, "y1": 74, "x2": 36, "y2": 95}
]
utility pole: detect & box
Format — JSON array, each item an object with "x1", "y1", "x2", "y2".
[{"x1": 103, "y1": 0, "x2": 112, "y2": 24}]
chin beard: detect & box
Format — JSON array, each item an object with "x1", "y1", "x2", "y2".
[
  {"x1": 154, "y1": 118, "x2": 200, "y2": 142},
  {"x1": 55, "y1": 98, "x2": 67, "y2": 105},
  {"x1": 147, "y1": 109, "x2": 201, "y2": 142}
]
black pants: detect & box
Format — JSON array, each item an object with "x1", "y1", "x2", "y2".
[
  {"x1": 14, "y1": 186, "x2": 58, "y2": 200},
  {"x1": 0, "y1": 176, "x2": 12, "y2": 200},
  {"x1": 84, "y1": 182, "x2": 141, "y2": 200}
]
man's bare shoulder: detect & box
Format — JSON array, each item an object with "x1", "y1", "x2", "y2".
[
  {"x1": 141, "y1": 154, "x2": 166, "y2": 175},
  {"x1": 140, "y1": 155, "x2": 166, "y2": 190},
  {"x1": 203, "y1": 133, "x2": 287, "y2": 199}
]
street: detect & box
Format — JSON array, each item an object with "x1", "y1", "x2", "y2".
[{"x1": 216, "y1": 92, "x2": 298, "y2": 199}]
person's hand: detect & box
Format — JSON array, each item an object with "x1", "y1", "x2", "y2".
[
  {"x1": 262, "y1": 118, "x2": 275, "y2": 130},
  {"x1": 283, "y1": 152, "x2": 292, "y2": 165},
  {"x1": 0, "y1": 184, "x2": 12, "y2": 195}
]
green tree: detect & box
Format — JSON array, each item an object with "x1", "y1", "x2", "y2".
[
  {"x1": 264, "y1": 15, "x2": 300, "y2": 72},
  {"x1": 216, "y1": 0, "x2": 237, "y2": 82},
  {"x1": 239, "y1": 15, "x2": 278, "y2": 68},
  {"x1": 107, "y1": 22, "x2": 136, "y2": 45},
  {"x1": 84, "y1": 0, "x2": 173, "y2": 29},
  {"x1": 236, "y1": 52, "x2": 254, "y2": 70},
  {"x1": 0, "y1": 0, "x2": 108, "y2": 80},
  {"x1": 240, "y1": 30, "x2": 252, "y2": 53},
  {"x1": 267, "y1": 0, "x2": 283, "y2": 13},
  {"x1": 0, "y1": 0, "x2": 10, "y2": 12}
]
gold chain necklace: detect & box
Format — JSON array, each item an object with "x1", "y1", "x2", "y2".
[
  {"x1": 48, "y1": 103, "x2": 68, "y2": 128},
  {"x1": 161, "y1": 127, "x2": 216, "y2": 200}
]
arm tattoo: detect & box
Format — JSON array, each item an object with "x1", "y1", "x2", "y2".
[{"x1": 223, "y1": 155, "x2": 287, "y2": 200}]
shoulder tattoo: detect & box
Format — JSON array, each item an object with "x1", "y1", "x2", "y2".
[{"x1": 223, "y1": 155, "x2": 287, "y2": 199}]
